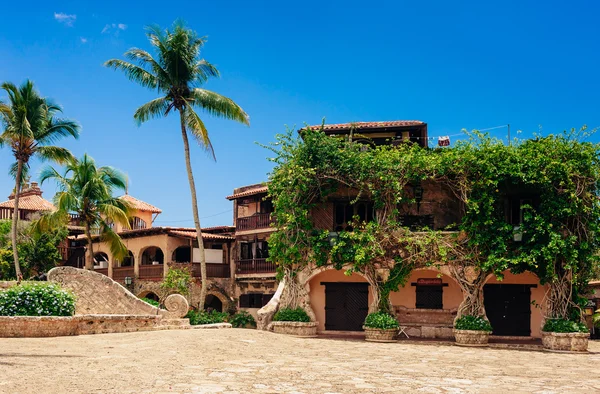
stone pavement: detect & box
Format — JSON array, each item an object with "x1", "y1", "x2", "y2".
[{"x1": 0, "y1": 329, "x2": 598, "y2": 393}]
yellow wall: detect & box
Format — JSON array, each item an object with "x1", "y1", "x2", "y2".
[
  {"x1": 308, "y1": 269, "x2": 371, "y2": 332},
  {"x1": 113, "y1": 209, "x2": 154, "y2": 232},
  {"x1": 485, "y1": 270, "x2": 546, "y2": 338},
  {"x1": 389, "y1": 269, "x2": 463, "y2": 310}
]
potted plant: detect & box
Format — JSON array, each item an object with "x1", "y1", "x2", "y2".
[
  {"x1": 363, "y1": 312, "x2": 399, "y2": 342},
  {"x1": 453, "y1": 315, "x2": 492, "y2": 346},
  {"x1": 541, "y1": 318, "x2": 590, "y2": 352},
  {"x1": 270, "y1": 307, "x2": 317, "y2": 337}
]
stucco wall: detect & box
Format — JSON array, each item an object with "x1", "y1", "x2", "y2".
[
  {"x1": 308, "y1": 269, "x2": 371, "y2": 332},
  {"x1": 486, "y1": 270, "x2": 546, "y2": 338}
]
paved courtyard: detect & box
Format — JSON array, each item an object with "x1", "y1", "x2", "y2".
[{"x1": 1, "y1": 329, "x2": 599, "y2": 394}]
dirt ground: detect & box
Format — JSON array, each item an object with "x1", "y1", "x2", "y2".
[{"x1": 1, "y1": 329, "x2": 599, "y2": 394}]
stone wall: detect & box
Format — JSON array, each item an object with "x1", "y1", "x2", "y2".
[
  {"x1": 0, "y1": 315, "x2": 164, "y2": 338},
  {"x1": 47, "y1": 267, "x2": 188, "y2": 318}
]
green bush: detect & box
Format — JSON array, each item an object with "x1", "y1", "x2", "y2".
[
  {"x1": 454, "y1": 315, "x2": 492, "y2": 331},
  {"x1": 542, "y1": 318, "x2": 589, "y2": 333},
  {"x1": 0, "y1": 282, "x2": 76, "y2": 316},
  {"x1": 363, "y1": 312, "x2": 399, "y2": 329},
  {"x1": 272, "y1": 307, "x2": 310, "y2": 322},
  {"x1": 230, "y1": 310, "x2": 256, "y2": 328},
  {"x1": 185, "y1": 309, "x2": 229, "y2": 325},
  {"x1": 140, "y1": 297, "x2": 160, "y2": 307}
]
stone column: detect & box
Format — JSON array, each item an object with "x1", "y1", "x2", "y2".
[
  {"x1": 108, "y1": 257, "x2": 114, "y2": 279},
  {"x1": 134, "y1": 251, "x2": 140, "y2": 278}
]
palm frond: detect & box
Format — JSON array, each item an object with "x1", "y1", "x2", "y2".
[
  {"x1": 9, "y1": 161, "x2": 30, "y2": 184},
  {"x1": 192, "y1": 59, "x2": 220, "y2": 84},
  {"x1": 36, "y1": 117, "x2": 80, "y2": 145},
  {"x1": 184, "y1": 106, "x2": 215, "y2": 160},
  {"x1": 98, "y1": 166, "x2": 128, "y2": 191},
  {"x1": 189, "y1": 88, "x2": 249, "y2": 126},
  {"x1": 99, "y1": 224, "x2": 128, "y2": 261},
  {"x1": 124, "y1": 48, "x2": 171, "y2": 88},
  {"x1": 133, "y1": 96, "x2": 170, "y2": 125},
  {"x1": 104, "y1": 59, "x2": 159, "y2": 89},
  {"x1": 36, "y1": 146, "x2": 75, "y2": 164}
]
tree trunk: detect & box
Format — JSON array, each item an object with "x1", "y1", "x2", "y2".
[
  {"x1": 450, "y1": 264, "x2": 489, "y2": 323},
  {"x1": 179, "y1": 111, "x2": 207, "y2": 310},
  {"x1": 11, "y1": 159, "x2": 23, "y2": 282},
  {"x1": 84, "y1": 223, "x2": 95, "y2": 270}
]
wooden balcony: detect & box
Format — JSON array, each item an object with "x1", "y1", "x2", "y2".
[
  {"x1": 235, "y1": 258, "x2": 277, "y2": 275},
  {"x1": 113, "y1": 266, "x2": 134, "y2": 281},
  {"x1": 236, "y1": 213, "x2": 274, "y2": 231},
  {"x1": 139, "y1": 264, "x2": 164, "y2": 280},
  {"x1": 171, "y1": 262, "x2": 231, "y2": 278},
  {"x1": 94, "y1": 267, "x2": 108, "y2": 276}
]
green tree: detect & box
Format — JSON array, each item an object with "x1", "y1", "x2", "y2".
[
  {"x1": 105, "y1": 21, "x2": 250, "y2": 309},
  {"x1": 0, "y1": 80, "x2": 80, "y2": 280},
  {"x1": 39, "y1": 154, "x2": 130, "y2": 270}
]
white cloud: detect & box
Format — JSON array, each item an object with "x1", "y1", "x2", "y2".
[
  {"x1": 80, "y1": 37, "x2": 88, "y2": 43},
  {"x1": 102, "y1": 23, "x2": 127, "y2": 34},
  {"x1": 54, "y1": 12, "x2": 76, "y2": 27}
]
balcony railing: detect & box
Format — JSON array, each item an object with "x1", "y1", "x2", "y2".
[
  {"x1": 170, "y1": 262, "x2": 231, "y2": 278},
  {"x1": 113, "y1": 266, "x2": 134, "y2": 281},
  {"x1": 139, "y1": 264, "x2": 164, "y2": 280},
  {"x1": 94, "y1": 267, "x2": 108, "y2": 276},
  {"x1": 236, "y1": 258, "x2": 277, "y2": 275},
  {"x1": 237, "y1": 213, "x2": 274, "y2": 231}
]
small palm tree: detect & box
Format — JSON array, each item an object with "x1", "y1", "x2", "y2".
[
  {"x1": 39, "y1": 154, "x2": 131, "y2": 270},
  {"x1": 0, "y1": 80, "x2": 80, "y2": 280},
  {"x1": 105, "y1": 21, "x2": 249, "y2": 309}
]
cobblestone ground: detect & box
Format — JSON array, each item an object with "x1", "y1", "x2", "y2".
[{"x1": 1, "y1": 329, "x2": 599, "y2": 394}]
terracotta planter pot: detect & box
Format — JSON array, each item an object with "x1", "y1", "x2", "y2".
[
  {"x1": 453, "y1": 329, "x2": 491, "y2": 346},
  {"x1": 363, "y1": 326, "x2": 398, "y2": 342},
  {"x1": 270, "y1": 321, "x2": 318, "y2": 337},
  {"x1": 541, "y1": 331, "x2": 589, "y2": 352}
]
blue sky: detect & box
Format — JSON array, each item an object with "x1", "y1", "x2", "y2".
[{"x1": 1, "y1": 1, "x2": 599, "y2": 227}]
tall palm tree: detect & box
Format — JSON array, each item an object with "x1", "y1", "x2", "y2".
[
  {"x1": 105, "y1": 21, "x2": 250, "y2": 309},
  {"x1": 0, "y1": 80, "x2": 80, "y2": 280},
  {"x1": 39, "y1": 154, "x2": 131, "y2": 270}
]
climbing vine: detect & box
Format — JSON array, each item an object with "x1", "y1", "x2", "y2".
[{"x1": 264, "y1": 124, "x2": 600, "y2": 324}]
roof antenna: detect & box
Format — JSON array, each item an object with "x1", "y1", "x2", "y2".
[{"x1": 125, "y1": 179, "x2": 129, "y2": 195}]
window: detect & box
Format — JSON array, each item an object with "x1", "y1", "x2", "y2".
[
  {"x1": 239, "y1": 293, "x2": 273, "y2": 308},
  {"x1": 334, "y1": 201, "x2": 375, "y2": 231},
  {"x1": 414, "y1": 278, "x2": 444, "y2": 309},
  {"x1": 239, "y1": 241, "x2": 269, "y2": 259},
  {"x1": 129, "y1": 216, "x2": 147, "y2": 230},
  {"x1": 260, "y1": 199, "x2": 274, "y2": 214},
  {"x1": 506, "y1": 197, "x2": 536, "y2": 225}
]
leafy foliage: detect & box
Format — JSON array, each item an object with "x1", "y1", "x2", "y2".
[
  {"x1": 454, "y1": 315, "x2": 492, "y2": 331},
  {"x1": 229, "y1": 310, "x2": 256, "y2": 328},
  {"x1": 140, "y1": 297, "x2": 160, "y2": 307},
  {"x1": 185, "y1": 309, "x2": 229, "y2": 325},
  {"x1": 542, "y1": 318, "x2": 588, "y2": 333},
  {"x1": 272, "y1": 307, "x2": 311, "y2": 322},
  {"x1": 363, "y1": 312, "x2": 399, "y2": 329},
  {"x1": 0, "y1": 282, "x2": 76, "y2": 316},
  {"x1": 160, "y1": 267, "x2": 192, "y2": 296},
  {"x1": 265, "y1": 125, "x2": 600, "y2": 321}
]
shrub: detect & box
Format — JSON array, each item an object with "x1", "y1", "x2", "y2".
[
  {"x1": 0, "y1": 282, "x2": 76, "y2": 316},
  {"x1": 363, "y1": 312, "x2": 399, "y2": 329},
  {"x1": 542, "y1": 318, "x2": 589, "y2": 333},
  {"x1": 185, "y1": 310, "x2": 229, "y2": 325},
  {"x1": 454, "y1": 315, "x2": 492, "y2": 331},
  {"x1": 272, "y1": 307, "x2": 310, "y2": 322},
  {"x1": 230, "y1": 310, "x2": 256, "y2": 328},
  {"x1": 140, "y1": 297, "x2": 160, "y2": 307}
]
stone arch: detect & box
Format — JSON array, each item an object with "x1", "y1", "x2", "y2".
[
  {"x1": 140, "y1": 246, "x2": 164, "y2": 265},
  {"x1": 138, "y1": 291, "x2": 160, "y2": 302},
  {"x1": 172, "y1": 246, "x2": 191, "y2": 263},
  {"x1": 204, "y1": 290, "x2": 231, "y2": 312}
]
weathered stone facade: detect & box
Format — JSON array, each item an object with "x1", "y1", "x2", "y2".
[
  {"x1": 541, "y1": 331, "x2": 590, "y2": 352},
  {"x1": 269, "y1": 321, "x2": 318, "y2": 337}
]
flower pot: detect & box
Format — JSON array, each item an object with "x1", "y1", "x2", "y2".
[
  {"x1": 541, "y1": 331, "x2": 589, "y2": 352},
  {"x1": 453, "y1": 329, "x2": 491, "y2": 346},
  {"x1": 363, "y1": 326, "x2": 398, "y2": 343},
  {"x1": 270, "y1": 321, "x2": 318, "y2": 337}
]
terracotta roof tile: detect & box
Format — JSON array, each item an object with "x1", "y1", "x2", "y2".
[
  {"x1": 119, "y1": 194, "x2": 162, "y2": 214},
  {"x1": 167, "y1": 229, "x2": 235, "y2": 241},
  {"x1": 304, "y1": 120, "x2": 425, "y2": 132},
  {"x1": 0, "y1": 194, "x2": 56, "y2": 211},
  {"x1": 226, "y1": 186, "x2": 269, "y2": 200}
]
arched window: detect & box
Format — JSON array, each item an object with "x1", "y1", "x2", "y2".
[
  {"x1": 141, "y1": 246, "x2": 164, "y2": 265},
  {"x1": 172, "y1": 246, "x2": 191, "y2": 263},
  {"x1": 120, "y1": 250, "x2": 134, "y2": 267},
  {"x1": 129, "y1": 216, "x2": 147, "y2": 231}
]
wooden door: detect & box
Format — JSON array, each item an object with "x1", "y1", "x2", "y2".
[
  {"x1": 484, "y1": 284, "x2": 532, "y2": 336},
  {"x1": 324, "y1": 283, "x2": 369, "y2": 331}
]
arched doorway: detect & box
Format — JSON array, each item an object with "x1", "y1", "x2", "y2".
[
  {"x1": 93, "y1": 252, "x2": 109, "y2": 268},
  {"x1": 120, "y1": 250, "x2": 134, "y2": 267},
  {"x1": 141, "y1": 247, "x2": 164, "y2": 265},
  {"x1": 204, "y1": 294, "x2": 223, "y2": 312},
  {"x1": 143, "y1": 292, "x2": 159, "y2": 302},
  {"x1": 172, "y1": 246, "x2": 191, "y2": 263}
]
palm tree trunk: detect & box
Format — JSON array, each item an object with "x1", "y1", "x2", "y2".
[
  {"x1": 84, "y1": 223, "x2": 95, "y2": 270},
  {"x1": 179, "y1": 110, "x2": 207, "y2": 310},
  {"x1": 11, "y1": 159, "x2": 23, "y2": 282}
]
